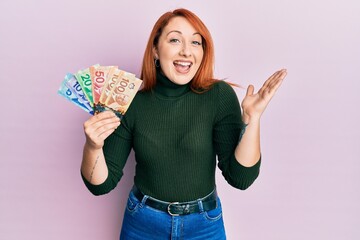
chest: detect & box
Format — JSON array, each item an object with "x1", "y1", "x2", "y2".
[{"x1": 132, "y1": 94, "x2": 216, "y2": 155}]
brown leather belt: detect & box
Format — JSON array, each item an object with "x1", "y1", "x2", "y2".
[{"x1": 132, "y1": 186, "x2": 218, "y2": 216}]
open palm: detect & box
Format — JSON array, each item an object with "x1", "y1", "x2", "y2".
[{"x1": 241, "y1": 69, "x2": 287, "y2": 123}]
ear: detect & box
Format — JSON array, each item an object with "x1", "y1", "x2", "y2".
[{"x1": 152, "y1": 46, "x2": 159, "y2": 59}]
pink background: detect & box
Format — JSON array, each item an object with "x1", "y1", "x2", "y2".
[{"x1": 1, "y1": 0, "x2": 359, "y2": 239}]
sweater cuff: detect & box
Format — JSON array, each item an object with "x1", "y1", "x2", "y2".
[
  {"x1": 81, "y1": 171, "x2": 119, "y2": 196},
  {"x1": 229, "y1": 155, "x2": 261, "y2": 190}
]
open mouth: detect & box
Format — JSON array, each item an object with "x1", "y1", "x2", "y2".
[{"x1": 173, "y1": 60, "x2": 192, "y2": 73}]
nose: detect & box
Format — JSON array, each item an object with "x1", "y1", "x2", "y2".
[{"x1": 180, "y1": 42, "x2": 191, "y2": 57}]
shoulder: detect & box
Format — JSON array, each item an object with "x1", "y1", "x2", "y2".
[
  {"x1": 211, "y1": 80, "x2": 237, "y2": 95},
  {"x1": 122, "y1": 90, "x2": 154, "y2": 121},
  {"x1": 212, "y1": 81, "x2": 242, "y2": 122},
  {"x1": 210, "y1": 81, "x2": 239, "y2": 101},
  {"x1": 128, "y1": 90, "x2": 150, "y2": 106}
]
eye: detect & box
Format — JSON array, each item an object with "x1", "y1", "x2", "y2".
[
  {"x1": 192, "y1": 41, "x2": 202, "y2": 46},
  {"x1": 169, "y1": 38, "x2": 180, "y2": 43}
]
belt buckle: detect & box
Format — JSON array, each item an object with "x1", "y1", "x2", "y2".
[{"x1": 167, "y1": 202, "x2": 180, "y2": 216}]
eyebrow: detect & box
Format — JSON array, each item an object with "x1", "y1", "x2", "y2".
[{"x1": 166, "y1": 30, "x2": 201, "y2": 36}]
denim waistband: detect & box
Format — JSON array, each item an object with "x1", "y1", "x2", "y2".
[{"x1": 131, "y1": 185, "x2": 218, "y2": 216}]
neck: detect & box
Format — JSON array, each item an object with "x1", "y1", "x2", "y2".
[{"x1": 154, "y1": 70, "x2": 191, "y2": 98}]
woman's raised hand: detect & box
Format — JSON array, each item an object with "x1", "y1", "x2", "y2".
[
  {"x1": 83, "y1": 111, "x2": 121, "y2": 150},
  {"x1": 241, "y1": 69, "x2": 287, "y2": 124}
]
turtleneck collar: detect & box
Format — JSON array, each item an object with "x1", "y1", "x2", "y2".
[{"x1": 154, "y1": 70, "x2": 191, "y2": 98}]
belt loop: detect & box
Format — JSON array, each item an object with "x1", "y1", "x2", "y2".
[
  {"x1": 140, "y1": 195, "x2": 149, "y2": 207},
  {"x1": 197, "y1": 199, "x2": 204, "y2": 213},
  {"x1": 132, "y1": 185, "x2": 149, "y2": 205}
]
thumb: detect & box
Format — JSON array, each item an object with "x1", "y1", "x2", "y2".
[{"x1": 246, "y1": 85, "x2": 254, "y2": 96}]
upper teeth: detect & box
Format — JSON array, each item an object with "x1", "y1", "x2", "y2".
[{"x1": 175, "y1": 61, "x2": 191, "y2": 66}]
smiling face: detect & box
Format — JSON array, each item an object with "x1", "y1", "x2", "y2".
[{"x1": 153, "y1": 16, "x2": 204, "y2": 85}]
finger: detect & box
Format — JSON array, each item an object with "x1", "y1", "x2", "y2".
[
  {"x1": 98, "y1": 122, "x2": 121, "y2": 140},
  {"x1": 262, "y1": 70, "x2": 282, "y2": 88},
  {"x1": 246, "y1": 85, "x2": 255, "y2": 96},
  {"x1": 268, "y1": 75, "x2": 285, "y2": 95},
  {"x1": 84, "y1": 116, "x2": 120, "y2": 138},
  {"x1": 258, "y1": 70, "x2": 283, "y2": 95},
  {"x1": 262, "y1": 71, "x2": 287, "y2": 99},
  {"x1": 268, "y1": 70, "x2": 287, "y2": 90},
  {"x1": 91, "y1": 117, "x2": 121, "y2": 133},
  {"x1": 84, "y1": 120, "x2": 120, "y2": 148},
  {"x1": 84, "y1": 112, "x2": 118, "y2": 131},
  {"x1": 84, "y1": 111, "x2": 117, "y2": 127},
  {"x1": 92, "y1": 120, "x2": 121, "y2": 138},
  {"x1": 261, "y1": 69, "x2": 287, "y2": 94}
]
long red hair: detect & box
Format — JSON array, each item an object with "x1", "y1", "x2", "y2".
[{"x1": 140, "y1": 8, "x2": 220, "y2": 93}]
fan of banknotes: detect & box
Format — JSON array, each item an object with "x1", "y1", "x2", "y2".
[{"x1": 58, "y1": 64, "x2": 143, "y2": 119}]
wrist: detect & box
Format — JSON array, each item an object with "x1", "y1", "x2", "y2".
[
  {"x1": 242, "y1": 114, "x2": 261, "y2": 125},
  {"x1": 84, "y1": 141, "x2": 102, "y2": 153}
]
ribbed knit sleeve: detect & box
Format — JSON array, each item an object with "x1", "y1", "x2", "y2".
[
  {"x1": 81, "y1": 108, "x2": 134, "y2": 195},
  {"x1": 214, "y1": 82, "x2": 261, "y2": 190}
]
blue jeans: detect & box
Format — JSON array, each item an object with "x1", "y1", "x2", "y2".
[{"x1": 120, "y1": 188, "x2": 226, "y2": 240}]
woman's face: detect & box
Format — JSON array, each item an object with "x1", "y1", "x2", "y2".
[{"x1": 154, "y1": 16, "x2": 204, "y2": 85}]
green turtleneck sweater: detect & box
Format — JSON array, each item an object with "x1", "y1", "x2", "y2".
[{"x1": 82, "y1": 72, "x2": 261, "y2": 202}]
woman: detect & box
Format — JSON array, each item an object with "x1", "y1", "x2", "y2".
[{"x1": 80, "y1": 8, "x2": 287, "y2": 240}]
